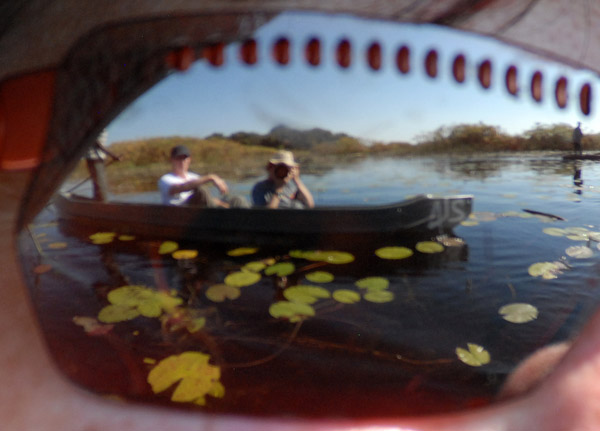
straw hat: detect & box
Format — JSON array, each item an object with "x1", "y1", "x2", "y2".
[{"x1": 268, "y1": 150, "x2": 298, "y2": 167}]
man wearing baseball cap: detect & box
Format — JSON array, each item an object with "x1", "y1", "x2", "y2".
[
  {"x1": 158, "y1": 144, "x2": 246, "y2": 207},
  {"x1": 251, "y1": 150, "x2": 314, "y2": 209}
]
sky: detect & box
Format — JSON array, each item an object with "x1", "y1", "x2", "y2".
[{"x1": 106, "y1": 12, "x2": 599, "y2": 146}]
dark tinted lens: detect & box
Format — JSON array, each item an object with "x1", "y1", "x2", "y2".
[{"x1": 16, "y1": 11, "x2": 600, "y2": 419}]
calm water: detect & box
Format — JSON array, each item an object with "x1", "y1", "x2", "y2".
[{"x1": 19, "y1": 153, "x2": 600, "y2": 418}]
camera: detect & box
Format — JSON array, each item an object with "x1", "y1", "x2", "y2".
[{"x1": 274, "y1": 163, "x2": 290, "y2": 179}]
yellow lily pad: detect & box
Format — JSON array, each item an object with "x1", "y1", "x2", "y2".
[
  {"x1": 158, "y1": 241, "x2": 179, "y2": 255},
  {"x1": 374, "y1": 246, "x2": 413, "y2": 260},
  {"x1": 542, "y1": 227, "x2": 567, "y2": 237},
  {"x1": 89, "y1": 232, "x2": 116, "y2": 244},
  {"x1": 172, "y1": 249, "x2": 198, "y2": 260},
  {"x1": 118, "y1": 234, "x2": 136, "y2": 241},
  {"x1": 415, "y1": 241, "x2": 445, "y2": 254},
  {"x1": 332, "y1": 289, "x2": 361, "y2": 304},
  {"x1": 566, "y1": 245, "x2": 594, "y2": 259},
  {"x1": 147, "y1": 352, "x2": 224, "y2": 405},
  {"x1": 528, "y1": 261, "x2": 567, "y2": 279},
  {"x1": 499, "y1": 303, "x2": 539, "y2": 323},
  {"x1": 456, "y1": 343, "x2": 491, "y2": 367},
  {"x1": 48, "y1": 241, "x2": 68, "y2": 249},
  {"x1": 227, "y1": 247, "x2": 259, "y2": 257}
]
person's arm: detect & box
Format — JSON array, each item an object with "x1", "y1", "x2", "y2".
[
  {"x1": 168, "y1": 174, "x2": 228, "y2": 196},
  {"x1": 291, "y1": 166, "x2": 314, "y2": 208}
]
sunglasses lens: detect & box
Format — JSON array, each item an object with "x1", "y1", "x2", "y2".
[{"x1": 16, "y1": 11, "x2": 600, "y2": 418}]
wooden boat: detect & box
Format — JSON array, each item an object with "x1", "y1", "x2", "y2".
[{"x1": 54, "y1": 192, "x2": 473, "y2": 243}]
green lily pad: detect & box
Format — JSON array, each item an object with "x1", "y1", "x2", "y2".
[
  {"x1": 332, "y1": 289, "x2": 361, "y2": 304},
  {"x1": 455, "y1": 343, "x2": 491, "y2": 367},
  {"x1": 415, "y1": 241, "x2": 445, "y2": 254},
  {"x1": 498, "y1": 303, "x2": 539, "y2": 323},
  {"x1": 264, "y1": 262, "x2": 296, "y2": 277},
  {"x1": 363, "y1": 290, "x2": 394, "y2": 303},
  {"x1": 355, "y1": 276, "x2": 389, "y2": 291},
  {"x1": 305, "y1": 271, "x2": 335, "y2": 283},
  {"x1": 224, "y1": 271, "x2": 261, "y2": 287},
  {"x1": 374, "y1": 246, "x2": 413, "y2": 260},
  {"x1": 205, "y1": 284, "x2": 241, "y2": 302},
  {"x1": 269, "y1": 301, "x2": 315, "y2": 322},
  {"x1": 566, "y1": 245, "x2": 594, "y2": 259},
  {"x1": 283, "y1": 285, "x2": 331, "y2": 304},
  {"x1": 289, "y1": 250, "x2": 355, "y2": 264},
  {"x1": 98, "y1": 285, "x2": 183, "y2": 323}
]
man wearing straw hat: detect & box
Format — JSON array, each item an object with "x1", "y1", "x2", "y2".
[{"x1": 252, "y1": 150, "x2": 314, "y2": 209}]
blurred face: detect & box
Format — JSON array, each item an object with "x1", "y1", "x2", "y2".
[
  {"x1": 172, "y1": 155, "x2": 191, "y2": 173},
  {"x1": 4, "y1": 5, "x2": 600, "y2": 431}
]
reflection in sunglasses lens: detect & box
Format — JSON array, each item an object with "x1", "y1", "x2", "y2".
[{"x1": 16, "y1": 12, "x2": 600, "y2": 418}]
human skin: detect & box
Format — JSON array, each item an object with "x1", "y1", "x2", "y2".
[{"x1": 3, "y1": 170, "x2": 600, "y2": 431}]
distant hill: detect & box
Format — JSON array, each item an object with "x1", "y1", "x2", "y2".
[{"x1": 225, "y1": 125, "x2": 359, "y2": 150}]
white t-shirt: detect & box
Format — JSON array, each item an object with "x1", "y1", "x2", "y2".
[{"x1": 158, "y1": 172, "x2": 201, "y2": 205}]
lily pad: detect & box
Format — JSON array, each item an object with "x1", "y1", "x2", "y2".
[
  {"x1": 118, "y1": 234, "x2": 136, "y2": 241},
  {"x1": 375, "y1": 246, "x2": 413, "y2": 260},
  {"x1": 566, "y1": 245, "x2": 594, "y2": 259},
  {"x1": 264, "y1": 262, "x2": 295, "y2": 277},
  {"x1": 332, "y1": 289, "x2": 361, "y2": 304},
  {"x1": 147, "y1": 351, "x2": 224, "y2": 405},
  {"x1": 172, "y1": 249, "x2": 198, "y2": 260},
  {"x1": 224, "y1": 271, "x2": 261, "y2": 287},
  {"x1": 283, "y1": 285, "x2": 331, "y2": 304},
  {"x1": 242, "y1": 261, "x2": 267, "y2": 273},
  {"x1": 355, "y1": 276, "x2": 389, "y2": 291},
  {"x1": 305, "y1": 271, "x2": 335, "y2": 283},
  {"x1": 456, "y1": 343, "x2": 491, "y2": 367},
  {"x1": 415, "y1": 241, "x2": 445, "y2": 254},
  {"x1": 269, "y1": 301, "x2": 315, "y2": 322},
  {"x1": 227, "y1": 247, "x2": 259, "y2": 257},
  {"x1": 205, "y1": 284, "x2": 241, "y2": 302},
  {"x1": 289, "y1": 250, "x2": 355, "y2": 264},
  {"x1": 528, "y1": 261, "x2": 567, "y2": 280},
  {"x1": 542, "y1": 227, "x2": 567, "y2": 237},
  {"x1": 89, "y1": 232, "x2": 116, "y2": 244},
  {"x1": 48, "y1": 241, "x2": 68, "y2": 249},
  {"x1": 98, "y1": 285, "x2": 183, "y2": 323},
  {"x1": 363, "y1": 290, "x2": 394, "y2": 303},
  {"x1": 158, "y1": 241, "x2": 179, "y2": 255},
  {"x1": 498, "y1": 303, "x2": 539, "y2": 323}
]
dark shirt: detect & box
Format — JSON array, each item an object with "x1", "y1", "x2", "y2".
[{"x1": 251, "y1": 179, "x2": 305, "y2": 208}]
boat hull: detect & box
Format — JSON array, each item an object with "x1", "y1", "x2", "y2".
[{"x1": 54, "y1": 193, "x2": 473, "y2": 243}]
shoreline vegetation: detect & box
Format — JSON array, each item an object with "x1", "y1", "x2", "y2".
[{"x1": 74, "y1": 123, "x2": 600, "y2": 194}]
